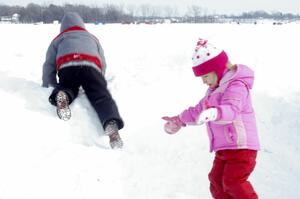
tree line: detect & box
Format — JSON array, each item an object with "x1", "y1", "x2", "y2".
[{"x1": 0, "y1": 3, "x2": 299, "y2": 24}]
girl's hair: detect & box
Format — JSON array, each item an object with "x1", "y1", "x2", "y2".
[{"x1": 226, "y1": 61, "x2": 236, "y2": 70}]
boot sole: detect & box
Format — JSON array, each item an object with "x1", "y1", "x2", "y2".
[{"x1": 56, "y1": 91, "x2": 71, "y2": 121}]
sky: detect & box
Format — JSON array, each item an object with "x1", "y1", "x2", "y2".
[
  {"x1": 1, "y1": 0, "x2": 300, "y2": 15},
  {"x1": 0, "y1": 22, "x2": 300, "y2": 198}
]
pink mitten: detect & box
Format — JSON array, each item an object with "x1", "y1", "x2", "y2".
[{"x1": 162, "y1": 115, "x2": 186, "y2": 134}]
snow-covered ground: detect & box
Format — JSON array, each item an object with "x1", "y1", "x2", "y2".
[{"x1": 0, "y1": 23, "x2": 300, "y2": 198}]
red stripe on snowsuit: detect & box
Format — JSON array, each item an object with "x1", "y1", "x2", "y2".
[
  {"x1": 53, "y1": 26, "x2": 102, "y2": 71},
  {"x1": 56, "y1": 53, "x2": 102, "y2": 71},
  {"x1": 52, "y1": 26, "x2": 86, "y2": 41}
]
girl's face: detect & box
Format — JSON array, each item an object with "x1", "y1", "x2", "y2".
[{"x1": 201, "y1": 72, "x2": 218, "y2": 88}]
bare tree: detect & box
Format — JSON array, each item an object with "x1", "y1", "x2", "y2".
[
  {"x1": 126, "y1": 4, "x2": 137, "y2": 17},
  {"x1": 164, "y1": 5, "x2": 174, "y2": 18},
  {"x1": 103, "y1": 4, "x2": 123, "y2": 23},
  {"x1": 188, "y1": 5, "x2": 202, "y2": 23},
  {"x1": 24, "y1": 3, "x2": 43, "y2": 23},
  {"x1": 140, "y1": 4, "x2": 151, "y2": 20}
]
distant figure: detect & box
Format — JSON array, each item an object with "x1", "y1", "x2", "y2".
[
  {"x1": 42, "y1": 12, "x2": 124, "y2": 149},
  {"x1": 162, "y1": 38, "x2": 260, "y2": 198}
]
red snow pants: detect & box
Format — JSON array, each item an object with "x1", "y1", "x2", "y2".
[{"x1": 208, "y1": 149, "x2": 258, "y2": 199}]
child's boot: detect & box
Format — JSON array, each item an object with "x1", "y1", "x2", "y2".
[
  {"x1": 55, "y1": 91, "x2": 71, "y2": 121},
  {"x1": 104, "y1": 120, "x2": 123, "y2": 149}
]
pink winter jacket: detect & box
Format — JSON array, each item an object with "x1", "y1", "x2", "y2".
[{"x1": 180, "y1": 64, "x2": 260, "y2": 152}]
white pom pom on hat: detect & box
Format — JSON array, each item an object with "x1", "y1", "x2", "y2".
[{"x1": 192, "y1": 38, "x2": 228, "y2": 80}]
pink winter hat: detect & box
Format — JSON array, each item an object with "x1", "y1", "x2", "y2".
[{"x1": 192, "y1": 39, "x2": 228, "y2": 80}]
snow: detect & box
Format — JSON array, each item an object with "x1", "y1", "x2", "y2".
[{"x1": 0, "y1": 23, "x2": 300, "y2": 198}]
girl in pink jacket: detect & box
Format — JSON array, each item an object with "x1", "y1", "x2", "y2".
[{"x1": 163, "y1": 39, "x2": 260, "y2": 199}]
